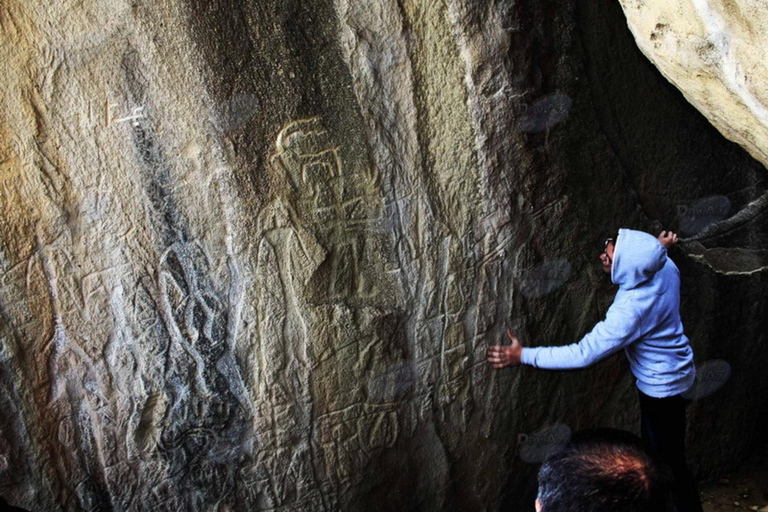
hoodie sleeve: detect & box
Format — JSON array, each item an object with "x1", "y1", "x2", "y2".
[{"x1": 520, "y1": 297, "x2": 643, "y2": 369}]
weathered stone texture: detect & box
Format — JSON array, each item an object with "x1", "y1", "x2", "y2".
[
  {"x1": 619, "y1": 0, "x2": 768, "y2": 169},
  {"x1": 0, "y1": 1, "x2": 766, "y2": 511}
]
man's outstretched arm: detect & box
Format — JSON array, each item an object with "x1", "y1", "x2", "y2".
[{"x1": 487, "y1": 299, "x2": 643, "y2": 370}]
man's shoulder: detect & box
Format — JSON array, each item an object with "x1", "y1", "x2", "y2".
[
  {"x1": 663, "y1": 256, "x2": 680, "y2": 275},
  {"x1": 613, "y1": 285, "x2": 661, "y2": 312},
  {"x1": 658, "y1": 259, "x2": 682, "y2": 290},
  {"x1": 609, "y1": 291, "x2": 645, "y2": 317}
]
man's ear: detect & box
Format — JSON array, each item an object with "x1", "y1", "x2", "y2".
[{"x1": 535, "y1": 498, "x2": 542, "y2": 512}]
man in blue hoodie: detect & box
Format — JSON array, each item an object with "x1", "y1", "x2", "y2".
[{"x1": 487, "y1": 229, "x2": 702, "y2": 512}]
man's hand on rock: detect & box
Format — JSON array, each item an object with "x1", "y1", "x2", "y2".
[
  {"x1": 658, "y1": 230, "x2": 679, "y2": 250},
  {"x1": 487, "y1": 329, "x2": 524, "y2": 369}
]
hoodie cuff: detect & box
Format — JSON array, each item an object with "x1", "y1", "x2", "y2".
[{"x1": 520, "y1": 347, "x2": 538, "y2": 367}]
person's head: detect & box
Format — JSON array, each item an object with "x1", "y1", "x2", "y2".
[
  {"x1": 535, "y1": 429, "x2": 674, "y2": 512},
  {"x1": 599, "y1": 237, "x2": 615, "y2": 275}
]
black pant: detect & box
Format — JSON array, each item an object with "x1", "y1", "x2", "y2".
[{"x1": 638, "y1": 390, "x2": 703, "y2": 512}]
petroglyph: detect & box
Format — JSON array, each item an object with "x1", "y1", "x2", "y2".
[
  {"x1": 153, "y1": 242, "x2": 213, "y2": 397},
  {"x1": 104, "y1": 284, "x2": 141, "y2": 395},
  {"x1": 268, "y1": 117, "x2": 390, "y2": 303},
  {"x1": 251, "y1": 230, "x2": 319, "y2": 508},
  {"x1": 135, "y1": 391, "x2": 168, "y2": 456},
  {"x1": 31, "y1": 235, "x2": 101, "y2": 405},
  {"x1": 113, "y1": 106, "x2": 145, "y2": 126}
]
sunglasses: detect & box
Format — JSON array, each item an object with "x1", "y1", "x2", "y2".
[{"x1": 601, "y1": 237, "x2": 615, "y2": 264}]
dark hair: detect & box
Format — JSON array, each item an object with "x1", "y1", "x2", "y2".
[{"x1": 537, "y1": 429, "x2": 674, "y2": 512}]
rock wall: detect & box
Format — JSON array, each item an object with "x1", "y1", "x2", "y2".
[
  {"x1": 0, "y1": 1, "x2": 766, "y2": 511},
  {"x1": 618, "y1": 0, "x2": 768, "y2": 169}
]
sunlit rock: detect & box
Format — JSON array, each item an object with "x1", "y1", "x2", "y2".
[{"x1": 618, "y1": 0, "x2": 768, "y2": 169}]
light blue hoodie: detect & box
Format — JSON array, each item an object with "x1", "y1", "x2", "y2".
[{"x1": 520, "y1": 229, "x2": 696, "y2": 398}]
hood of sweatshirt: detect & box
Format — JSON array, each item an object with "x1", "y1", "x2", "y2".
[{"x1": 611, "y1": 229, "x2": 667, "y2": 289}]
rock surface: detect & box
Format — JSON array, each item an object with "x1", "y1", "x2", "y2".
[
  {"x1": 618, "y1": 0, "x2": 768, "y2": 169},
  {"x1": 0, "y1": 1, "x2": 766, "y2": 511}
]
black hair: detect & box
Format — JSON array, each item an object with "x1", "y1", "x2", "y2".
[
  {"x1": 598, "y1": 234, "x2": 618, "y2": 253},
  {"x1": 537, "y1": 429, "x2": 674, "y2": 512}
]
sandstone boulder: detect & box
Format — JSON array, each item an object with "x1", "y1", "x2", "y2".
[{"x1": 0, "y1": 1, "x2": 766, "y2": 510}]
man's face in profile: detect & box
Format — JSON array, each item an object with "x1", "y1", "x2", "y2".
[{"x1": 600, "y1": 239, "x2": 615, "y2": 275}]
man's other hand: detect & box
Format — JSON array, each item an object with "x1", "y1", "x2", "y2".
[
  {"x1": 657, "y1": 230, "x2": 678, "y2": 250},
  {"x1": 487, "y1": 329, "x2": 524, "y2": 369}
]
